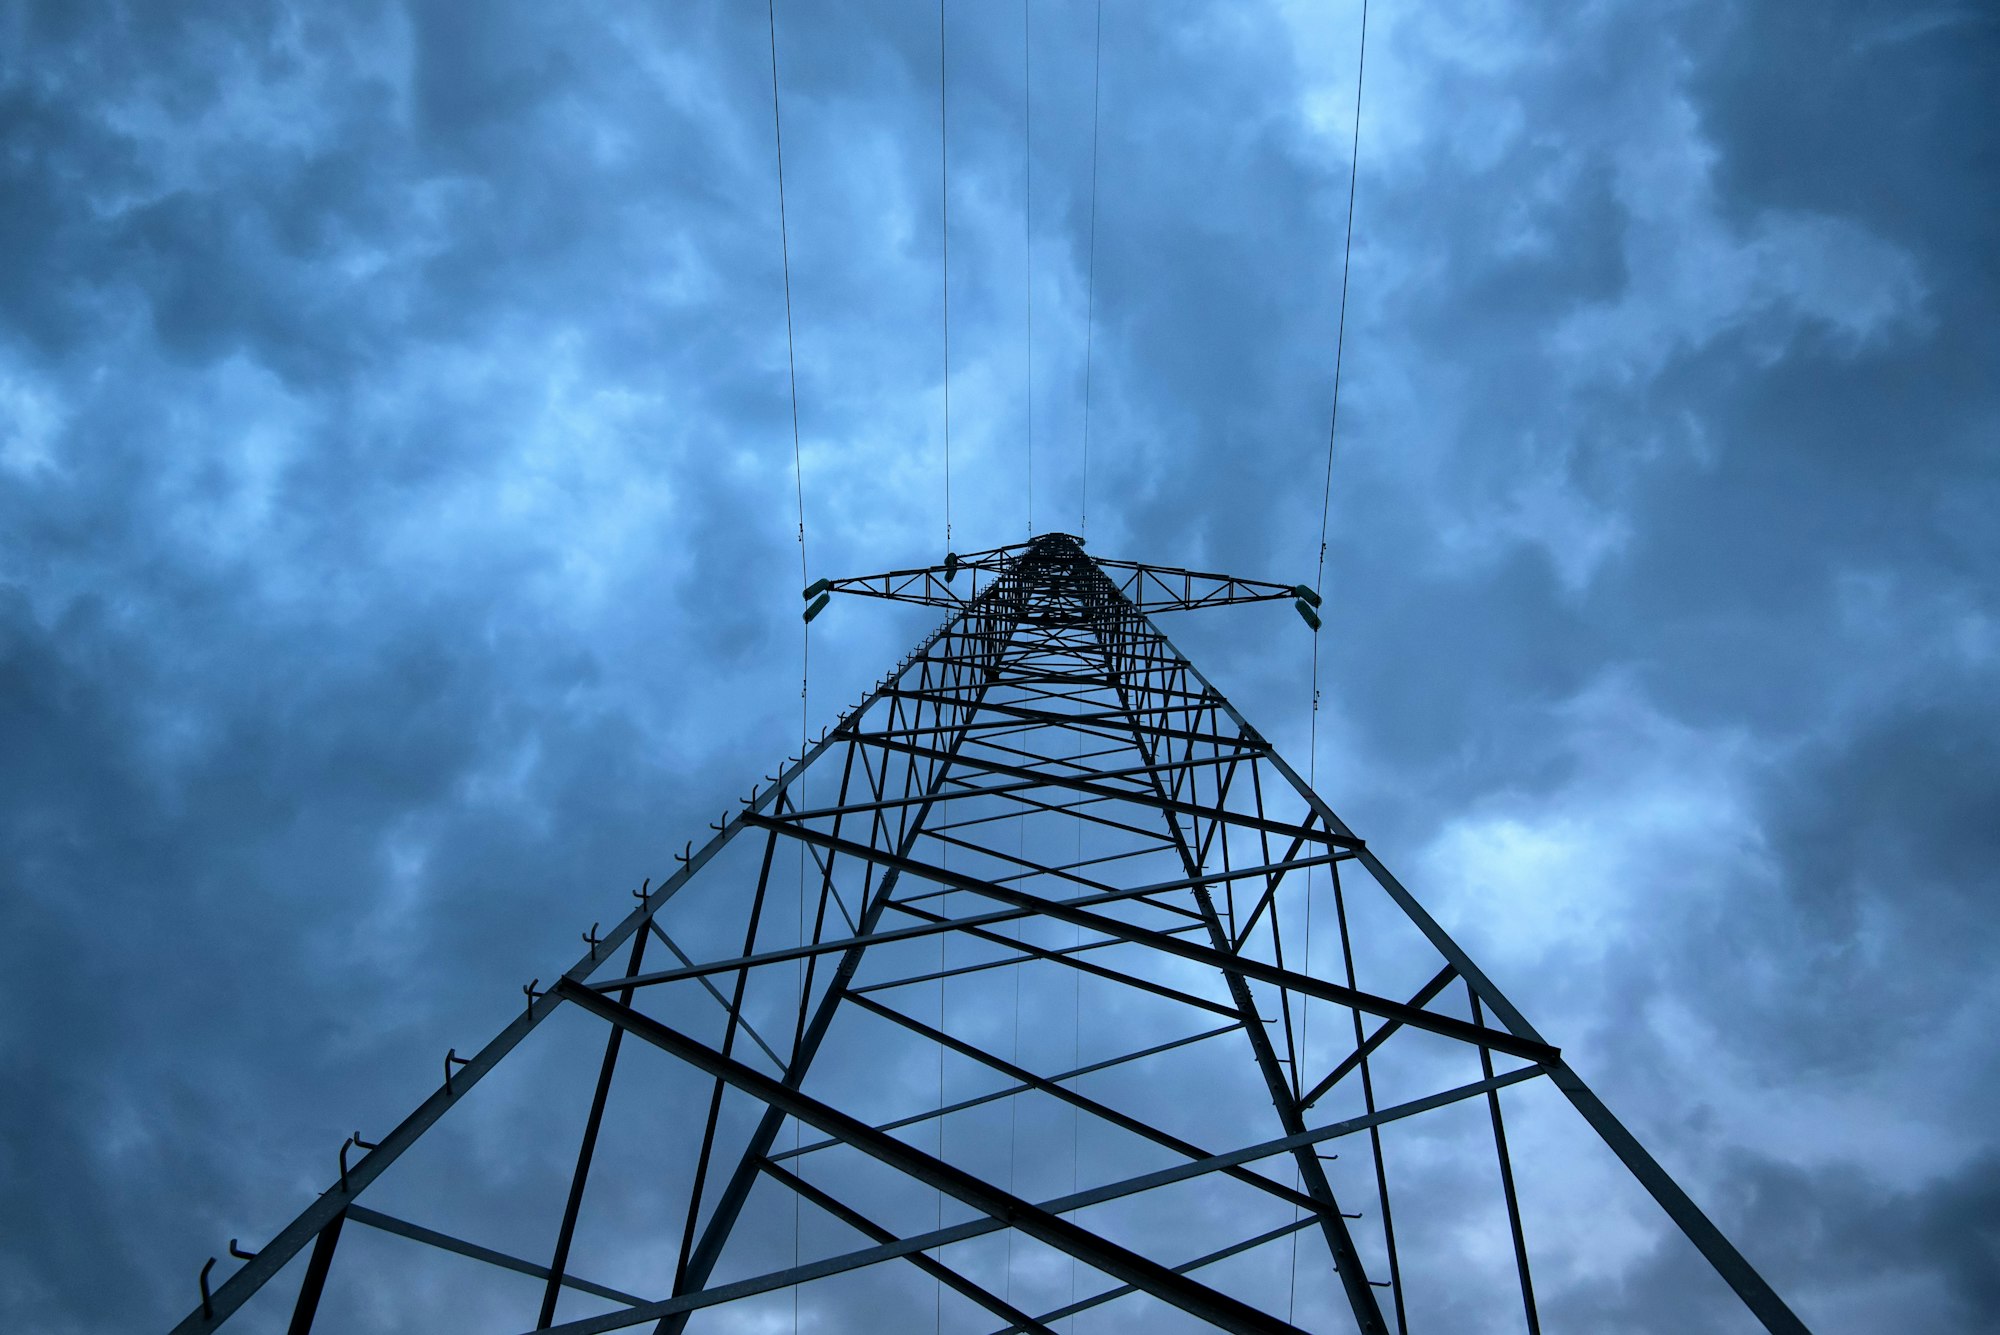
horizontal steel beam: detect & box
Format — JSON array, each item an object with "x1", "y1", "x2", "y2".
[
  {"x1": 844, "y1": 990, "x2": 1325, "y2": 1214},
  {"x1": 345, "y1": 1206, "x2": 645, "y2": 1308},
  {"x1": 856, "y1": 734, "x2": 1352, "y2": 848},
  {"x1": 553, "y1": 979, "x2": 1306, "y2": 1335},
  {"x1": 1300, "y1": 964, "x2": 1459, "y2": 1110},
  {"x1": 773, "y1": 1022, "x2": 1243, "y2": 1164},
  {"x1": 525, "y1": 1060, "x2": 1544, "y2": 1335},
  {"x1": 759, "y1": 1160, "x2": 1052, "y2": 1334},
  {"x1": 763, "y1": 820, "x2": 1561, "y2": 1067},
  {"x1": 595, "y1": 845, "x2": 1349, "y2": 995}
]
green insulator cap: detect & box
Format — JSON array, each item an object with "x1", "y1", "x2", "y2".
[
  {"x1": 803, "y1": 592, "x2": 830, "y2": 623},
  {"x1": 943, "y1": 552, "x2": 960, "y2": 582},
  {"x1": 1293, "y1": 598, "x2": 1322, "y2": 632},
  {"x1": 1293, "y1": 584, "x2": 1322, "y2": 608},
  {"x1": 803, "y1": 578, "x2": 831, "y2": 601}
]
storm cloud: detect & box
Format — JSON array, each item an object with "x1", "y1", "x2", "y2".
[{"x1": 1, "y1": 0, "x2": 1995, "y2": 1331}]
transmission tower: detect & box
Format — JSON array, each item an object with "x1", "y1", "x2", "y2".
[{"x1": 172, "y1": 533, "x2": 1806, "y2": 1334}]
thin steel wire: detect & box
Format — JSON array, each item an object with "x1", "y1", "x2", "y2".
[
  {"x1": 1023, "y1": 0, "x2": 1035, "y2": 539},
  {"x1": 1300, "y1": 0, "x2": 1371, "y2": 1321},
  {"x1": 1080, "y1": 0, "x2": 1103, "y2": 544},
  {"x1": 939, "y1": 0, "x2": 953, "y2": 550},
  {"x1": 763, "y1": 8, "x2": 809, "y2": 1330}
]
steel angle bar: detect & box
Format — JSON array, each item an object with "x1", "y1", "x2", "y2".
[
  {"x1": 792, "y1": 812, "x2": 864, "y2": 929},
  {"x1": 342, "y1": 1206, "x2": 648, "y2": 1309},
  {"x1": 927, "y1": 810, "x2": 1173, "y2": 864},
  {"x1": 757, "y1": 819, "x2": 1556, "y2": 1064},
  {"x1": 594, "y1": 861, "x2": 1318, "y2": 997},
  {"x1": 286, "y1": 1213, "x2": 343, "y2": 1335},
  {"x1": 541, "y1": 925, "x2": 651, "y2": 1327},
  {"x1": 858, "y1": 734, "x2": 1348, "y2": 847},
  {"x1": 843, "y1": 991, "x2": 1327, "y2": 1216},
  {"x1": 1230, "y1": 824, "x2": 1319, "y2": 952},
  {"x1": 1321, "y1": 860, "x2": 1409, "y2": 1332},
  {"x1": 553, "y1": 980, "x2": 1307, "y2": 1335},
  {"x1": 909, "y1": 824, "x2": 1206, "y2": 909},
  {"x1": 958, "y1": 729, "x2": 1153, "y2": 777},
  {"x1": 1068, "y1": 1064, "x2": 1547, "y2": 1221},
  {"x1": 772, "y1": 1021, "x2": 1243, "y2": 1164},
  {"x1": 673, "y1": 822, "x2": 784, "y2": 1292},
  {"x1": 878, "y1": 900, "x2": 1238, "y2": 1018},
  {"x1": 1299, "y1": 964, "x2": 1461, "y2": 1111},
  {"x1": 758, "y1": 1161, "x2": 1054, "y2": 1334},
  {"x1": 1087, "y1": 555, "x2": 1295, "y2": 594},
  {"x1": 922, "y1": 787, "x2": 1176, "y2": 849},
  {"x1": 751, "y1": 813, "x2": 1348, "y2": 919},
  {"x1": 889, "y1": 686, "x2": 1265, "y2": 751},
  {"x1": 1469, "y1": 987, "x2": 1541, "y2": 1335},
  {"x1": 641, "y1": 922, "x2": 787, "y2": 1070},
  {"x1": 992, "y1": 1215, "x2": 1320, "y2": 1335}
]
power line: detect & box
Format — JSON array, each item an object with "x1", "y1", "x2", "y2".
[
  {"x1": 764, "y1": 11, "x2": 812, "y2": 1321},
  {"x1": 1023, "y1": 0, "x2": 1034, "y2": 539},
  {"x1": 1307, "y1": 0, "x2": 1371, "y2": 760},
  {"x1": 1300, "y1": 0, "x2": 1370, "y2": 1323},
  {"x1": 939, "y1": 0, "x2": 953, "y2": 551},
  {"x1": 1311, "y1": 0, "x2": 1368, "y2": 611},
  {"x1": 1080, "y1": 0, "x2": 1103, "y2": 544},
  {"x1": 765, "y1": 0, "x2": 806, "y2": 592},
  {"x1": 768, "y1": 13, "x2": 810, "y2": 1328}
]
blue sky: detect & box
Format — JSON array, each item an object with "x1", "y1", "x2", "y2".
[{"x1": 2, "y1": 1, "x2": 1996, "y2": 1331}]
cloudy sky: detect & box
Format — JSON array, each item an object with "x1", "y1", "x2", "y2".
[{"x1": 2, "y1": 0, "x2": 1996, "y2": 1331}]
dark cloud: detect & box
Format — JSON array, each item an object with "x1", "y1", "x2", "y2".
[{"x1": 1, "y1": 0, "x2": 1991, "y2": 1331}]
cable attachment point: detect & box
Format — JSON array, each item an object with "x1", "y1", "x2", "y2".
[{"x1": 337, "y1": 1133, "x2": 377, "y2": 1192}]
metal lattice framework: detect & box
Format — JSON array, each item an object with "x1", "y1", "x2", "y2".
[{"x1": 172, "y1": 533, "x2": 1806, "y2": 1334}]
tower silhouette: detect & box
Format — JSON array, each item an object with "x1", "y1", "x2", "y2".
[{"x1": 173, "y1": 534, "x2": 1805, "y2": 1334}]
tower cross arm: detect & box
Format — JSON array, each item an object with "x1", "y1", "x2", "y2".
[{"x1": 815, "y1": 534, "x2": 1313, "y2": 615}]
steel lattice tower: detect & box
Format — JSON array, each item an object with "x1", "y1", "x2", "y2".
[{"x1": 173, "y1": 534, "x2": 1806, "y2": 1334}]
